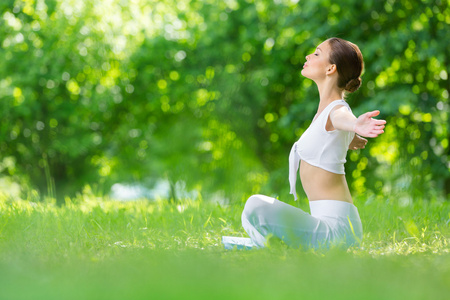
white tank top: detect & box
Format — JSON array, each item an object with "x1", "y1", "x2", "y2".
[{"x1": 289, "y1": 100, "x2": 355, "y2": 200}]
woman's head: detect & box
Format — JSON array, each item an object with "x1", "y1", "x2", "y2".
[
  {"x1": 301, "y1": 38, "x2": 364, "y2": 93},
  {"x1": 326, "y1": 37, "x2": 364, "y2": 93}
]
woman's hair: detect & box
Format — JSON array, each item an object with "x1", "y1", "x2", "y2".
[{"x1": 326, "y1": 38, "x2": 364, "y2": 93}]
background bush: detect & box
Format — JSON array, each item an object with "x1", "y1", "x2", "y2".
[{"x1": 0, "y1": 0, "x2": 448, "y2": 202}]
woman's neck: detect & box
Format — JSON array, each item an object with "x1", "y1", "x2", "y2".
[{"x1": 316, "y1": 80, "x2": 343, "y2": 109}]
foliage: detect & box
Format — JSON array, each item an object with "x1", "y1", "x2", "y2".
[
  {"x1": 0, "y1": 194, "x2": 449, "y2": 299},
  {"x1": 0, "y1": 0, "x2": 448, "y2": 200}
]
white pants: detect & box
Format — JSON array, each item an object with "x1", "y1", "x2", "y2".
[{"x1": 241, "y1": 195, "x2": 363, "y2": 249}]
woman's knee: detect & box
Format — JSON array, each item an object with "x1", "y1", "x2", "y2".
[{"x1": 243, "y1": 194, "x2": 275, "y2": 216}]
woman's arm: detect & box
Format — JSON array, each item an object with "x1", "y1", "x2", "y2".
[{"x1": 331, "y1": 106, "x2": 386, "y2": 138}]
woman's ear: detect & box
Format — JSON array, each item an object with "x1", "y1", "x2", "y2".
[{"x1": 326, "y1": 64, "x2": 337, "y2": 75}]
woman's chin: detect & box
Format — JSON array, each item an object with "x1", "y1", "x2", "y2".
[{"x1": 300, "y1": 69, "x2": 308, "y2": 78}]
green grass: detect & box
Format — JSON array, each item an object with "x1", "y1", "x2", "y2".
[{"x1": 0, "y1": 193, "x2": 449, "y2": 300}]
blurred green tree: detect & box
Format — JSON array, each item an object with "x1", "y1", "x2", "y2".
[{"x1": 0, "y1": 0, "x2": 448, "y2": 201}]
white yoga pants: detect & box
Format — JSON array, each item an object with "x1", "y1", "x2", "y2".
[{"x1": 241, "y1": 195, "x2": 363, "y2": 249}]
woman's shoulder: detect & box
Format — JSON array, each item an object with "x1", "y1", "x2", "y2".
[{"x1": 329, "y1": 100, "x2": 352, "y2": 112}]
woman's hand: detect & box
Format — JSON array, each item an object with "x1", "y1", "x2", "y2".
[
  {"x1": 354, "y1": 110, "x2": 386, "y2": 138},
  {"x1": 349, "y1": 134, "x2": 368, "y2": 150}
]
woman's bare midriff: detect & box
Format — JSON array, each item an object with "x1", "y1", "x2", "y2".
[{"x1": 300, "y1": 160, "x2": 353, "y2": 203}]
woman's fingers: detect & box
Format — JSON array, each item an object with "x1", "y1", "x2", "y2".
[
  {"x1": 365, "y1": 111, "x2": 386, "y2": 124},
  {"x1": 374, "y1": 119, "x2": 387, "y2": 125},
  {"x1": 355, "y1": 111, "x2": 387, "y2": 138},
  {"x1": 369, "y1": 128, "x2": 385, "y2": 137},
  {"x1": 366, "y1": 110, "x2": 380, "y2": 118}
]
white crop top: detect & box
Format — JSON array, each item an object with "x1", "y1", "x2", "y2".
[{"x1": 289, "y1": 100, "x2": 355, "y2": 200}]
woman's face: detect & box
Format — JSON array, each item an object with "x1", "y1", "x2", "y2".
[{"x1": 301, "y1": 41, "x2": 332, "y2": 81}]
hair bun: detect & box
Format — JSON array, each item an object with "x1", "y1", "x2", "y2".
[{"x1": 345, "y1": 77, "x2": 362, "y2": 93}]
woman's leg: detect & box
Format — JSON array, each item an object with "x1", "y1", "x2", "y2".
[{"x1": 241, "y1": 195, "x2": 330, "y2": 248}]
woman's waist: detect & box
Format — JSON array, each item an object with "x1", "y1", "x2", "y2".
[
  {"x1": 300, "y1": 163, "x2": 352, "y2": 203},
  {"x1": 300, "y1": 161, "x2": 349, "y2": 186},
  {"x1": 298, "y1": 156, "x2": 346, "y2": 175}
]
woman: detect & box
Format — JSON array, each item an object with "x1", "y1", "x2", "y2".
[{"x1": 240, "y1": 38, "x2": 386, "y2": 249}]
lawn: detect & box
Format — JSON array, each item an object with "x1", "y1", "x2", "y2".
[{"x1": 0, "y1": 192, "x2": 449, "y2": 300}]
